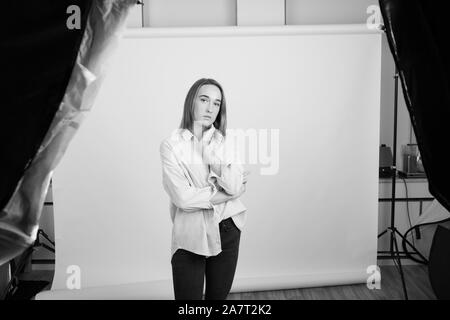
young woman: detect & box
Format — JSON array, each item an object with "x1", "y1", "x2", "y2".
[{"x1": 160, "y1": 78, "x2": 248, "y2": 300}]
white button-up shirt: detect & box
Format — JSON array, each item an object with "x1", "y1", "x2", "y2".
[{"x1": 160, "y1": 124, "x2": 247, "y2": 257}]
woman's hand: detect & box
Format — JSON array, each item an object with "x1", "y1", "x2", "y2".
[
  {"x1": 243, "y1": 170, "x2": 250, "y2": 184},
  {"x1": 231, "y1": 170, "x2": 250, "y2": 199},
  {"x1": 233, "y1": 183, "x2": 246, "y2": 199}
]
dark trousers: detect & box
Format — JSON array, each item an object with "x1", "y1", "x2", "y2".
[{"x1": 171, "y1": 217, "x2": 241, "y2": 300}]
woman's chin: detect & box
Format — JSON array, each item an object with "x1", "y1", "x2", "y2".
[{"x1": 201, "y1": 120, "x2": 213, "y2": 127}]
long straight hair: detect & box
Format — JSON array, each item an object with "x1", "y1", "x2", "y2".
[{"x1": 179, "y1": 78, "x2": 227, "y2": 137}]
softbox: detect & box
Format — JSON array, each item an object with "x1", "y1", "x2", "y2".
[
  {"x1": 0, "y1": 0, "x2": 136, "y2": 265},
  {"x1": 429, "y1": 225, "x2": 450, "y2": 299},
  {"x1": 379, "y1": 0, "x2": 450, "y2": 212}
]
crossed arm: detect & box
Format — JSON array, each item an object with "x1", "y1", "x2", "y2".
[
  {"x1": 204, "y1": 139, "x2": 248, "y2": 202},
  {"x1": 160, "y1": 140, "x2": 247, "y2": 212},
  {"x1": 209, "y1": 171, "x2": 248, "y2": 205}
]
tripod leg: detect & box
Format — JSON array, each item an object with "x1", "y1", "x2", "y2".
[
  {"x1": 392, "y1": 235, "x2": 408, "y2": 300},
  {"x1": 378, "y1": 229, "x2": 388, "y2": 238},
  {"x1": 41, "y1": 243, "x2": 55, "y2": 253},
  {"x1": 1, "y1": 246, "x2": 34, "y2": 300},
  {"x1": 393, "y1": 228, "x2": 428, "y2": 263},
  {"x1": 38, "y1": 229, "x2": 55, "y2": 247}
]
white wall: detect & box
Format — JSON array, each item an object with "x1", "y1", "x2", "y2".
[
  {"x1": 286, "y1": 0, "x2": 378, "y2": 24},
  {"x1": 144, "y1": 0, "x2": 237, "y2": 27},
  {"x1": 237, "y1": 0, "x2": 285, "y2": 25}
]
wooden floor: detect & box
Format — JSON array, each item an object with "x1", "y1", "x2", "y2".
[
  {"x1": 16, "y1": 265, "x2": 436, "y2": 300},
  {"x1": 228, "y1": 265, "x2": 436, "y2": 300}
]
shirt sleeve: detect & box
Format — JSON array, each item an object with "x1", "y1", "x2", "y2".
[
  {"x1": 207, "y1": 141, "x2": 244, "y2": 196},
  {"x1": 160, "y1": 140, "x2": 217, "y2": 213}
]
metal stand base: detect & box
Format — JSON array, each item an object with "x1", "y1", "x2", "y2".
[
  {"x1": 377, "y1": 225, "x2": 429, "y2": 300},
  {"x1": 1, "y1": 229, "x2": 55, "y2": 300},
  {"x1": 376, "y1": 66, "x2": 428, "y2": 300}
]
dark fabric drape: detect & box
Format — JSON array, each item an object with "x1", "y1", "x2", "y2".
[
  {"x1": 1, "y1": 0, "x2": 91, "y2": 210},
  {"x1": 380, "y1": 0, "x2": 450, "y2": 212}
]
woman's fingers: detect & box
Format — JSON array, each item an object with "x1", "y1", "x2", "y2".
[{"x1": 242, "y1": 170, "x2": 250, "y2": 183}]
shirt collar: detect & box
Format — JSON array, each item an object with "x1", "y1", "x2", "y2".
[{"x1": 181, "y1": 124, "x2": 223, "y2": 143}]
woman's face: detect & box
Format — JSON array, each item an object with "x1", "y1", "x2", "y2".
[{"x1": 193, "y1": 84, "x2": 222, "y2": 127}]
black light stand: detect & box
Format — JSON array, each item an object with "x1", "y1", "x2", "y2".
[
  {"x1": 377, "y1": 66, "x2": 429, "y2": 300},
  {"x1": 1, "y1": 229, "x2": 55, "y2": 300}
]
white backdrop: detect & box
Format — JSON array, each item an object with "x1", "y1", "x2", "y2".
[{"x1": 40, "y1": 25, "x2": 381, "y2": 299}]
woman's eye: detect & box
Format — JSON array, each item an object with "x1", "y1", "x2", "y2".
[{"x1": 214, "y1": 103, "x2": 220, "y2": 107}]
